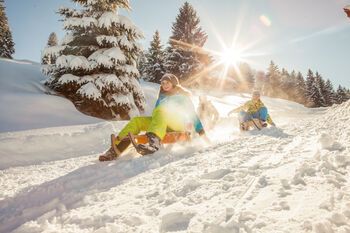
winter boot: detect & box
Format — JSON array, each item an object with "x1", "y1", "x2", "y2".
[
  {"x1": 99, "y1": 136, "x2": 131, "y2": 161},
  {"x1": 99, "y1": 147, "x2": 117, "y2": 161},
  {"x1": 135, "y1": 132, "x2": 161, "y2": 155},
  {"x1": 239, "y1": 122, "x2": 249, "y2": 131},
  {"x1": 260, "y1": 120, "x2": 268, "y2": 128}
]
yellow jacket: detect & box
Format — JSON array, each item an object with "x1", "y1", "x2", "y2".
[
  {"x1": 240, "y1": 100, "x2": 274, "y2": 124},
  {"x1": 242, "y1": 100, "x2": 264, "y2": 114}
]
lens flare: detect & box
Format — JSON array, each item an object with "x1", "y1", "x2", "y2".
[{"x1": 259, "y1": 15, "x2": 271, "y2": 27}]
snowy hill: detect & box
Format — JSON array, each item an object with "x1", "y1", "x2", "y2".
[
  {"x1": 0, "y1": 58, "x2": 350, "y2": 233},
  {"x1": 0, "y1": 58, "x2": 101, "y2": 132}
]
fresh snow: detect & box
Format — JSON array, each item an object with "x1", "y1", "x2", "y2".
[
  {"x1": 63, "y1": 17, "x2": 97, "y2": 29},
  {"x1": 1, "y1": 59, "x2": 350, "y2": 233},
  {"x1": 0, "y1": 58, "x2": 101, "y2": 132},
  {"x1": 77, "y1": 82, "x2": 101, "y2": 100}
]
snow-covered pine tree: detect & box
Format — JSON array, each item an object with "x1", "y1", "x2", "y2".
[
  {"x1": 144, "y1": 30, "x2": 166, "y2": 83},
  {"x1": 47, "y1": 32, "x2": 58, "y2": 47},
  {"x1": 305, "y1": 69, "x2": 323, "y2": 107},
  {"x1": 0, "y1": 0, "x2": 15, "y2": 59},
  {"x1": 137, "y1": 50, "x2": 147, "y2": 78},
  {"x1": 279, "y1": 68, "x2": 292, "y2": 99},
  {"x1": 42, "y1": 0, "x2": 145, "y2": 120},
  {"x1": 295, "y1": 71, "x2": 306, "y2": 104},
  {"x1": 335, "y1": 85, "x2": 349, "y2": 104},
  {"x1": 323, "y1": 79, "x2": 336, "y2": 106},
  {"x1": 305, "y1": 69, "x2": 315, "y2": 107},
  {"x1": 263, "y1": 61, "x2": 281, "y2": 97},
  {"x1": 315, "y1": 72, "x2": 327, "y2": 107},
  {"x1": 165, "y1": 2, "x2": 211, "y2": 83},
  {"x1": 287, "y1": 70, "x2": 300, "y2": 101},
  {"x1": 42, "y1": 32, "x2": 59, "y2": 65}
]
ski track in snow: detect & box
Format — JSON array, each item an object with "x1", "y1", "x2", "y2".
[{"x1": 1, "y1": 101, "x2": 349, "y2": 233}]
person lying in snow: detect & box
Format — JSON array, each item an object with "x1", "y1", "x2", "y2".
[
  {"x1": 228, "y1": 90, "x2": 275, "y2": 131},
  {"x1": 197, "y1": 95, "x2": 219, "y2": 130},
  {"x1": 99, "y1": 73, "x2": 207, "y2": 161}
]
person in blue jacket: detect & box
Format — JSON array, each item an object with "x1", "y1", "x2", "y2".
[{"x1": 99, "y1": 73, "x2": 207, "y2": 161}]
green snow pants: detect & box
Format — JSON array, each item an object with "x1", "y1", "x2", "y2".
[{"x1": 116, "y1": 106, "x2": 186, "y2": 144}]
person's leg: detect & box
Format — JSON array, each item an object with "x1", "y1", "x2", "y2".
[
  {"x1": 147, "y1": 107, "x2": 168, "y2": 140},
  {"x1": 238, "y1": 111, "x2": 252, "y2": 123},
  {"x1": 135, "y1": 107, "x2": 187, "y2": 155},
  {"x1": 147, "y1": 106, "x2": 186, "y2": 139},
  {"x1": 117, "y1": 116, "x2": 152, "y2": 140},
  {"x1": 116, "y1": 116, "x2": 152, "y2": 150},
  {"x1": 258, "y1": 107, "x2": 268, "y2": 121},
  {"x1": 238, "y1": 111, "x2": 252, "y2": 131},
  {"x1": 100, "y1": 117, "x2": 153, "y2": 161}
]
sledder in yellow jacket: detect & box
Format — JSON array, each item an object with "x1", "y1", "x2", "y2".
[{"x1": 228, "y1": 90, "x2": 275, "y2": 130}]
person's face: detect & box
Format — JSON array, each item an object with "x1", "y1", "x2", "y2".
[
  {"x1": 161, "y1": 80, "x2": 174, "y2": 92},
  {"x1": 252, "y1": 93, "x2": 260, "y2": 101}
]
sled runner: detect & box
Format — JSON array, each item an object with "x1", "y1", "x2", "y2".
[
  {"x1": 129, "y1": 131, "x2": 191, "y2": 144},
  {"x1": 99, "y1": 131, "x2": 191, "y2": 161},
  {"x1": 127, "y1": 132, "x2": 191, "y2": 155}
]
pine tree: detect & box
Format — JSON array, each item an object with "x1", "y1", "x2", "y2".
[
  {"x1": 315, "y1": 72, "x2": 327, "y2": 107},
  {"x1": 137, "y1": 50, "x2": 147, "y2": 78},
  {"x1": 42, "y1": 32, "x2": 59, "y2": 65},
  {"x1": 42, "y1": 0, "x2": 145, "y2": 120},
  {"x1": 263, "y1": 61, "x2": 280, "y2": 97},
  {"x1": 165, "y1": 2, "x2": 210, "y2": 82},
  {"x1": 323, "y1": 79, "x2": 336, "y2": 106},
  {"x1": 47, "y1": 32, "x2": 58, "y2": 47},
  {"x1": 306, "y1": 69, "x2": 321, "y2": 107},
  {"x1": 0, "y1": 0, "x2": 15, "y2": 59},
  {"x1": 335, "y1": 85, "x2": 349, "y2": 104},
  {"x1": 295, "y1": 71, "x2": 306, "y2": 104},
  {"x1": 144, "y1": 30, "x2": 166, "y2": 83},
  {"x1": 280, "y1": 68, "x2": 293, "y2": 100}
]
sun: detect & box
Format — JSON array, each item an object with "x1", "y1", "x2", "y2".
[{"x1": 220, "y1": 47, "x2": 243, "y2": 67}]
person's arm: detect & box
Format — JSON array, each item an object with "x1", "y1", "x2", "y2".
[
  {"x1": 228, "y1": 105, "x2": 244, "y2": 116},
  {"x1": 155, "y1": 91, "x2": 164, "y2": 108}
]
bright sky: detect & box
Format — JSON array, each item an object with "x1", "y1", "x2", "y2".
[{"x1": 4, "y1": 0, "x2": 350, "y2": 87}]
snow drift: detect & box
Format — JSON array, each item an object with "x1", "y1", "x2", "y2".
[{"x1": 0, "y1": 58, "x2": 101, "y2": 132}]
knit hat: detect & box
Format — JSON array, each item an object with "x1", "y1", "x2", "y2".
[
  {"x1": 252, "y1": 90, "x2": 261, "y2": 96},
  {"x1": 160, "y1": 73, "x2": 179, "y2": 87}
]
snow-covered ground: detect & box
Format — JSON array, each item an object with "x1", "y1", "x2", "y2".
[
  {"x1": 0, "y1": 58, "x2": 101, "y2": 132},
  {"x1": 0, "y1": 59, "x2": 349, "y2": 233}
]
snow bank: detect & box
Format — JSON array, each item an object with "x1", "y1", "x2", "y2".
[{"x1": 0, "y1": 58, "x2": 101, "y2": 132}]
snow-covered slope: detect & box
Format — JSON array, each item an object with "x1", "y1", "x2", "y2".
[
  {"x1": 0, "y1": 58, "x2": 349, "y2": 233},
  {"x1": 0, "y1": 58, "x2": 101, "y2": 132}
]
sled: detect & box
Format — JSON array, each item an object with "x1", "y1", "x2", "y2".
[
  {"x1": 99, "y1": 132, "x2": 191, "y2": 161},
  {"x1": 240, "y1": 119, "x2": 264, "y2": 131},
  {"x1": 114, "y1": 131, "x2": 191, "y2": 145}
]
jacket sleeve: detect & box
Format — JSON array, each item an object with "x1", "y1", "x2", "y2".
[{"x1": 155, "y1": 92, "x2": 164, "y2": 108}]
